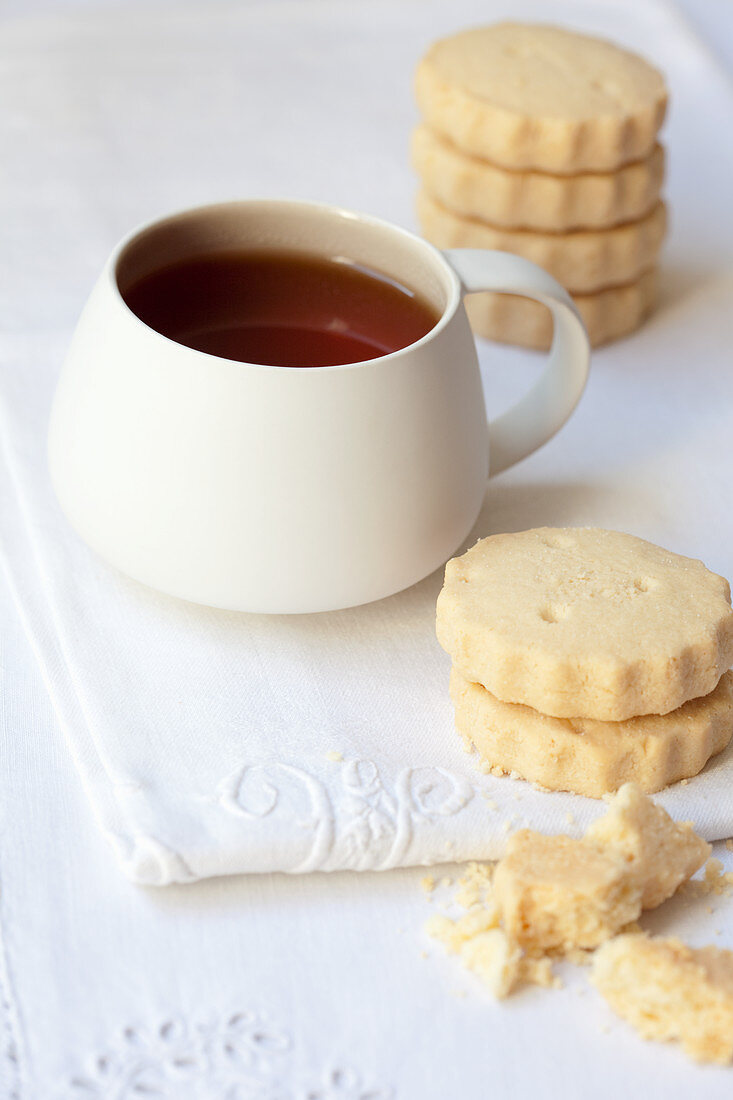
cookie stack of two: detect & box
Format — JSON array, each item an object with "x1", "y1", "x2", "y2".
[
  {"x1": 413, "y1": 24, "x2": 669, "y2": 348},
  {"x1": 436, "y1": 529, "x2": 733, "y2": 797}
]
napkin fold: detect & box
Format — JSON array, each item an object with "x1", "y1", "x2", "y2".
[{"x1": 3, "y1": 0, "x2": 733, "y2": 883}]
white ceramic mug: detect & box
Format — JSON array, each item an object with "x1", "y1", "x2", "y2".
[{"x1": 48, "y1": 199, "x2": 589, "y2": 613}]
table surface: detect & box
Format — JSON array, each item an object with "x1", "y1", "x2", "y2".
[{"x1": 3, "y1": 2, "x2": 733, "y2": 1098}]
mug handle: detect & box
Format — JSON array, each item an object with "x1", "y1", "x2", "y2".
[{"x1": 443, "y1": 249, "x2": 590, "y2": 476}]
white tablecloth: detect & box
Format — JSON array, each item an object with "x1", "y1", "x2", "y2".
[{"x1": 2, "y1": 0, "x2": 733, "y2": 1096}]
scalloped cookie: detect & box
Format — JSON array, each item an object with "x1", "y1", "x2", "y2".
[
  {"x1": 451, "y1": 668, "x2": 733, "y2": 798},
  {"x1": 411, "y1": 125, "x2": 665, "y2": 231},
  {"x1": 416, "y1": 190, "x2": 666, "y2": 293},
  {"x1": 464, "y1": 268, "x2": 657, "y2": 350},
  {"x1": 415, "y1": 24, "x2": 667, "y2": 173},
  {"x1": 437, "y1": 528, "x2": 733, "y2": 721}
]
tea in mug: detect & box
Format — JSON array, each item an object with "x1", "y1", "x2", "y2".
[{"x1": 122, "y1": 251, "x2": 440, "y2": 367}]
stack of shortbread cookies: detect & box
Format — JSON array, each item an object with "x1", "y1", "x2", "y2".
[
  {"x1": 413, "y1": 24, "x2": 669, "y2": 348},
  {"x1": 436, "y1": 528, "x2": 733, "y2": 796}
]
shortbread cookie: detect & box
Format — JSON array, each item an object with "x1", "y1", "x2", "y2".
[
  {"x1": 411, "y1": 125, "x2": 665, "y2": 231},
  {"x1": 492, "y1": 830, "x2": 642, "y2": 955},
  {"x1": 465, "y1": 268, "x2": 657, "y2": 349},
  {"x1": 591, "y1": 934, "x2": 733, "y2": 1064},
  {"x1": 585, "y1": 782, "x2": 711, "y2": 905},
  {"x1": 417, "y1": 190, "x2": 666, "y2": 293},
  {"x1": 437, "y1": 528, "x2": 733, "y2": 721},
  {"x1": 450, "y1": 668, "x2": 733, "y2": 798},
  {"x1": 415, "y1": 24, "x2": 667, "y2": 173}
]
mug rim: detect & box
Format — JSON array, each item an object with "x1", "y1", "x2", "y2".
[{"x1": 108, "y1": 197, "x2": 463, "y2": 373}]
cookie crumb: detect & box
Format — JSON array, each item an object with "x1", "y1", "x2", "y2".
[
  {"x1": 324, "y1": 750, "x2": 343, "y2": 763},
  {"x1": 455, "y1": 862, "x2": 494, "y2": 909},
  {"x1": 707, "y1": 857, "x2": 724, "y2": 880},
  {"x1": 565, "y1": 947, "x2": 596, "y2": 967},
  {"x1": 521, "y1": 955, "x2": 561, "y2": 990},
  {"x1": 682, "y1": 857, "x2": 733, "y2": 899},
  {"x1": 420, "y1": 874, "x2": 436, "y2": 896}
]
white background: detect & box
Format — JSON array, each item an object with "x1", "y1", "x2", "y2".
[{"x1": 2, "y1": 1, "x2": 733, "y2": 1097}]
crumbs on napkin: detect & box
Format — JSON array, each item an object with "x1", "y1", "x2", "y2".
[{"x1": 422, "y1": 785, "x2": 733, "y2": 1065}]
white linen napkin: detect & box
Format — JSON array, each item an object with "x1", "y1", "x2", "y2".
[{"x1": 2, "y1": 0, "x2": 733, "y2": 884}]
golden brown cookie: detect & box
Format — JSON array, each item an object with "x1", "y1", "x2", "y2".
[
  {"x1": 437, "y1": 528, "x2": 733, "y2": 721},
  {"x1": 412, "y1": 125, "x2": 665, "y2": 231},
  {"x1": 415, "y1": 24, "x2": 668, "y2": 173},
  {"x1": 451, "y1": 668, "x2": 733, "y2": 798},
  {"x1": 464, "y1": 268, "x2": 657, "y2": 349},
  {"x1": 417, "y1": 190, "x2": 667, "y2": 293}
]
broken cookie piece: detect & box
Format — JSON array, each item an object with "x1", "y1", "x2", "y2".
[
  {"x1": 591, "y1": 933, "x2": 733, "y2": 1065},
  {"x1": 424, "y1": 785, "x2": 718, "y2": 1024},
  {"x1": 427, "y1": 909, "x2": 558, "y2": 999},
  {"x1": 585, "y1": 782, "x2": 711, "y2": 908},
  {"x1": 492, "y1": 830, "x2": 642, "y2": 954},
  {"x1": 458, "y1": 928, "x2": 523, "y2": 999},
  {"x1": 425, "y1": 903, "x2": 500, "y2": 954},
  {"x1": 426, "y1": 902, "x2": 520, "y2": 998}
]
